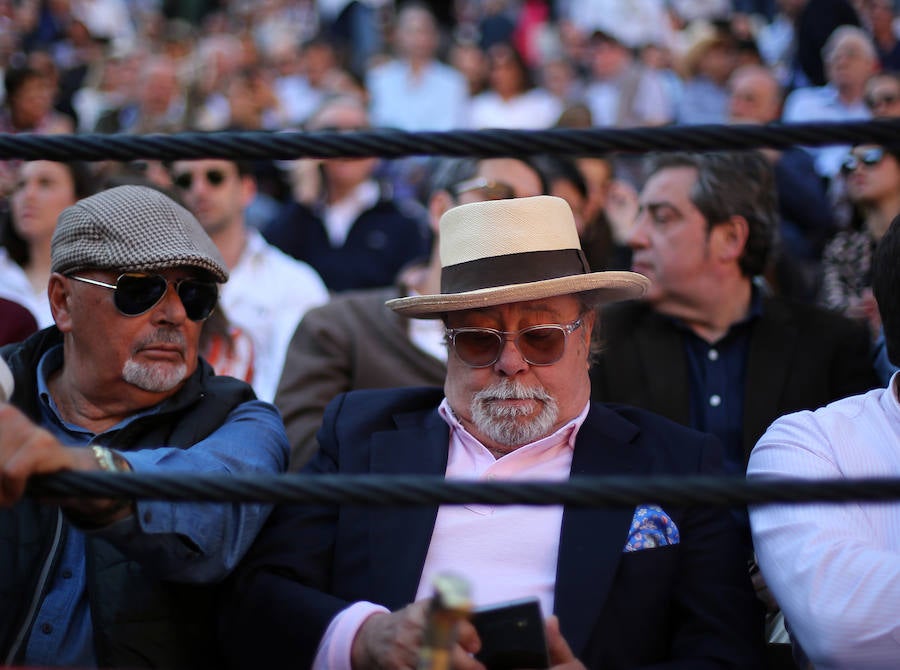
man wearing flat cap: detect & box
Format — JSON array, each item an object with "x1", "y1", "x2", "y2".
[
  {"x1": 221, "y1": 195, "x2": 764, "y2": 669},
  {"x1": 0, "y1": 185, "x2": 289, "y2": 668}
]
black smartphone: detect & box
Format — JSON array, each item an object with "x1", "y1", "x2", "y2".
[{"x1": 470, "y1": 597, "x2": 550, "y2": 670}]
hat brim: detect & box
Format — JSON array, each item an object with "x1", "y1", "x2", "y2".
[{"x1": 387, "y1": 271, "x2": 650, "y2": 318}]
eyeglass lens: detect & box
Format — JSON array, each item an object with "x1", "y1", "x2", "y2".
[
  {"x1": 114, "y1": 274, "x2": 218, "y2": 321},
  {"x1": 866, "y1": 92, "x2": 899, "y2": 109},
  {"x1": 842, "y1": 148, "x2": 885, "y2": 173},
  {"x1": 451, "y1": 324, "x2": 572, "y2": 367},
  {"x1": 173, "y1": 169, "x2": 227, "y2": 190}
]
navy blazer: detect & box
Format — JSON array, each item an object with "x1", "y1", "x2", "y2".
[{"x1": 220, "y1": 388, "x2": 764, "y2": 669}]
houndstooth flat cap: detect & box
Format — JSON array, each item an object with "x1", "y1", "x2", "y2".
[{"x1": 51, "y1": 185, "x2": 228, "y2": 282}]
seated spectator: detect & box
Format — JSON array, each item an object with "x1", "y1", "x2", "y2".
[
  {"x1": 0, "y1": 185, "x2": 288, "y2": 668},
  {"x1": 583, "y1": 28, "x2": 675, "y2": 127},
  {"x1": 863, "y1": 70, "x2": 900, "y2": 118},
  {"x1": 727, "y1": 63, "x2": 835, "y2": 302},
  {"x1": 466, "y1": 41, "x2": 563, "y2": 129},
  {"x1": 220, "y1": 195, "x2": 765, "y2": 669},
  {"x1": 590, "y1": 151, "x2": 878, "y2": 667},
  {"x1": 748, "y1": 211, "x2": 900, "y2": 669},
  {"x1": 0, "y1": 160, "x2": 95, "y2": 327},
  {"x1": 275, "y1": 156, "x2": 545, "y2": 467},
  {"x1": 0, "y1": 63, "x2": 74, "y2": 134},
  {"x1": 676, "y1": 31, "x2": 739, "y2": 125},
  {"x1": 264, "y1": 95, "x2": 431, "y2": 292},
  {"x1": 862, "y1": 0, "x2": 900, "y2": 71},
  {"x1": 592, "y1": 151, "x2": 877, "y2": 477},
  {"x1": 782, "y1": 25, "x2": 876, "y2": 180},
  {"x1": 95, "y1": 54, "x2": 187, "y2": 134},
  {"x1": 169, "y1": 158, "x2": 328, "y2": 402},
  {"x1": 366, "y1": 3, "x2": 469, "y2": 131},
  {"x1": 819, "y1": 142, "x2": 900, "y2": 338}
]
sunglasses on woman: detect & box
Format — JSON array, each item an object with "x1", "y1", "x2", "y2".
[
  {"x1": 68, "y1": 273, "x2": 218, "y2": 321},
  {"x1": 864, "y1": 92, "x2": 900, "y2": 110},
  {"x1": 172, "y1": 169, "x2": 228, "y2": 191},
  {"x1": 841, "y1": 147, "x2": 886, "y2": 174},
  {"x1": 445, "y1": 316, "x2": 585, "y2": 368}
]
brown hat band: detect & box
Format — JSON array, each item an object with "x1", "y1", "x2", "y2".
[{"x1": 441, "y1": 248, "x2": 591, "y2": 293}]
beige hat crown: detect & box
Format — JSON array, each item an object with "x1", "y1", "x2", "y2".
[
  {"x1": 51, "y1": 185, "x2": 229, "y2": 282},
  {"x1": 387, "y1": 195, "x2": 648, "y2": 318}
]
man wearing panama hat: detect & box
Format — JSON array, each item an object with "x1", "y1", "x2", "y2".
[{"x1": 222, "y1": 195, "x2": 764, "y2": 669}]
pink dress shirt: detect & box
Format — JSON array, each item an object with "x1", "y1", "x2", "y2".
[{"x1": 312, "y1": 399, "x2": 589, "y2": 669}]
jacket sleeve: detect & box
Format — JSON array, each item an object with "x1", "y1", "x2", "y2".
[{"x1": 218, "y1": 392, "x2": 356, "y2": 670}]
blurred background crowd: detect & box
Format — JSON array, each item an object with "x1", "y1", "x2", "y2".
[{"x1": 1, "y1": 0, "x2": 899, "y2": 376}]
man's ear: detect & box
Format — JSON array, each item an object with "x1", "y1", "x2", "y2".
[
  {"x1": 240, "y1": 174, "x2": 258, "y2": 209},
  {"x1": 48, "y1": 273, "x2": 73, "y2": 332},
  {"x1": 427, "y1": 190, "x2": 454, "y2": 236},
  {"x1": 712, "y1": 215, "x2": 750, "y2": 264}
]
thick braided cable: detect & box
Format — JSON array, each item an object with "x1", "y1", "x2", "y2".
[
  {"x1": 25, "y1": 472, "x2": 900, "y2": 507},
  {"x1": 2, "y1": 119, "x2": 900, "y2": 160}
]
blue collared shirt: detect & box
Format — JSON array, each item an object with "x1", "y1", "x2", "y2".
[
  {"x1": 677, "y1": 289, "x2": 764, "y2": 475},
  {"x1": 23, "y1": 345, "x2": 289, "y2": 667}
]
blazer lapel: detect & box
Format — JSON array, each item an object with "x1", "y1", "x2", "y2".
[
  {"x1": 743, "y1": 298, "x2": 797, "y2": 463},
  {"x1": 367, "y1": 407, "x2": 449, "y2": 609},
  {"x1": 554, "y1": 405, "x2": 649, "y2": 656}
]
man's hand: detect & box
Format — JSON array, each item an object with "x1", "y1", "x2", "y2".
[
  {"x1": 0, "y1": 403, "x2": 133, "y2": 524},
  {"x1": 545, "y1": 616, "x2": 587, "y2": 670},
  {"x1": 351, "y1": 600, "x2": 484, "y2": 670},
  {"x1": 0, "y1": 403, "x2": 82, "y2": 505}
]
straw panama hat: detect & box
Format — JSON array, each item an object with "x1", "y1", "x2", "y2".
[{"x1": 386, "y1": 195, "x2": 649, "y2": 318}]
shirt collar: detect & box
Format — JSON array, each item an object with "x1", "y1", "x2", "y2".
[{"x1": 437, "y1": 396, "x2": 590, "y2": 457}]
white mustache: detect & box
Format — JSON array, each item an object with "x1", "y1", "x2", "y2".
[
  {"x1": 475, "y1": 379, "x2": 553, "y2": 403},
  {"x1": 133, "y1": 328, "x2": 186, "y2": 352}
]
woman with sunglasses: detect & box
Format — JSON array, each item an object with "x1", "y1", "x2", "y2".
[
  {"x1": 819, "y1": 143, "x2": 900, "y2": 337},
  {"x1": 0, "y1": 160, "x2": 94, "y2": 328}
]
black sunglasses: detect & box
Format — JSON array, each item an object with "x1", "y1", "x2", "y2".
[
  {"x1": 841, "y1": 147, "x2": 886, "y2": 174},
  {"x1": 865, "y1": 92, "x2": 900, "y2": 109},
  {"x1": 445, "y1": 317, "x2": 584, "y2": 368},
  {"x1": 68, "y1": 273, "x2": 218, "y2": 321},
  {"x1": 172, "y1": 169, "x2": 228, "y2": 190}
]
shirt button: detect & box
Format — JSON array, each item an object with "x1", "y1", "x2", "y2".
[
  {"x1": 61, "y1": 569, "x2": 73, "y2": 579},
  {"x1": 708, "y1": 349, "x2": 719, "y2": 361},
  {"x1": 709, "y1": 394, "x2": 722, "y2": 407},
  {"x1": 41, "y1": 623, "x2": 53, "y2": 635}
]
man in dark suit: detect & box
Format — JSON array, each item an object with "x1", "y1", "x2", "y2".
[
  {"x1": 591, "y1": 151, "x2": 878, "y2": 476},
  {"x1": 220, "y1": 195, "x2": 765, "y2": 669},
  {"x1": 590, "y1": 151, "x2": 877, "y2": 669}
]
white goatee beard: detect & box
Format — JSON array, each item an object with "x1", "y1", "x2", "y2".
[
  {"x1": 122, "y1": 328, "x2": 188, "y2": 393},
  {"x1": 122, "y1": 359, "x2": 187, "y2": 392},
  {"x1": 470, "y1": 378, "x2": 559, "y2": 448}
]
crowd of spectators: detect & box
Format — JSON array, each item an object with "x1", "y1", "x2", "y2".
[{"x1": 2, "y1": 2, "x2": 900, "y2": 667}]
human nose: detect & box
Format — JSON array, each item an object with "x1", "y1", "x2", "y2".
[
  {"x1": 626, "y1": 213, "x2": 650, "y2": 249},
  {"x1": 492, "y1": 334, "x2": 529, "y2": 376},
  {"x1": 151, "y1": 282, "x2": 188, "y2": 325}
]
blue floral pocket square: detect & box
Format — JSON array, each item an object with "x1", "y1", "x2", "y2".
[{"x1": 623, "y1": 504, "x2": 680, "y2": 552}]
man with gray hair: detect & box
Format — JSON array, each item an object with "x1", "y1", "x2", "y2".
[
  {"x1": 0, "y1": 185, "x2": 289, "y2": 668},
  {"x1": 782, "y1": 25, "x2": 878, "y2": 179}
]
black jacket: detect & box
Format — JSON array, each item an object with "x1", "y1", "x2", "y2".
[{"x1": 0, "y1": 327, "x2": 254, "y2": 668}]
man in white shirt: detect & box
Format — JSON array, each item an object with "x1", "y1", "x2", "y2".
[
  {"x1": 366, "y1": 3, "x2": 469, "y2": 131},
  {"x1": 748, "y1": 213, "x2": 900, "y2": 669},
  {"x1": 782, "y1": 26, "x2": 877, "y2": 179},
  {"x1": 170, "y1": 158, "x2": 329, "y2": 401}
]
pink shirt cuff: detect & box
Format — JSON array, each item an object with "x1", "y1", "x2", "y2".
[{"x1": 312, "y1": 601, "x2": 390, "y2": 670}]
